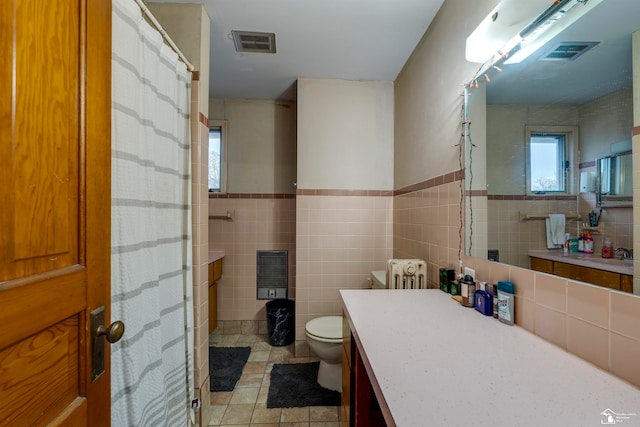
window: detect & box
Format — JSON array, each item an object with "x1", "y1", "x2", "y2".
[
  {"x1": 529, "y1": 134, "x2": 566, "y2": 192},
  {"x1": 208, "y1": 120, "x2": 227, "y2": 193},
  {"x1": 525, "y1": 126, "x2": 577, "y2": 195}
]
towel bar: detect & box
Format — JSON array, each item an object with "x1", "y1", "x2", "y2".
[
  {"x1": 518, "y1": 211, "x2": 580, "y2": 222},
  {"x1": 209, "y1": 210, "x2": 234, "y2": 221}
]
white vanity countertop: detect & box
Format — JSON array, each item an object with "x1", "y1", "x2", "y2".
[
  {"x1": 528, "y1": 249, "x2": 633, "y2": 275},
  {"x1": 208, "y1": 250, "x2": 225, "y2": 264},
  {"x1": 340, "y1": 289, "x2": 640, "y2": 427}
]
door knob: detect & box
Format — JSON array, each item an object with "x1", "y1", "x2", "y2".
[
  {"x1": 96, "y1": 320, "x2": 125, "y2": 343},
  {"x1": 90, "y1": 306, "x2": 125, "y2": 381}
]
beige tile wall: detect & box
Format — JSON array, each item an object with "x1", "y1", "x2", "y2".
[
  {"x1": 190, "y1": 80, "x2": 211, "y2": 416},
  {"x1": 209, "y1": 197, "x2": 297, "y2": 321},
  {"x1": 395, "y1": 175, "x2": 640, "y2": 388},
  {"x1": 487, "y1": 198, "x2": 578, "y2": 268},
  {"x1": 466, "y1": 255, "x2": 640, "y2": 388},
  {"x1": 295, "y1": 194, "x2": 393, "y2": 341},
  {"x1": 394, "y1": 181, "x2": 462, "y2": 286}
]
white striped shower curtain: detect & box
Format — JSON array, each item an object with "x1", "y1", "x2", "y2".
[{"x1": 111, "y1": 0, "x2": 194, "y2": 425}]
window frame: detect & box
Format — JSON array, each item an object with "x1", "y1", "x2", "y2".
[
  {"x1": 208, "y1": 119, "x2": 228, "y2": 194},
  {"x1": 525, "y1": 125, "x2": 579, "y2": 196}
]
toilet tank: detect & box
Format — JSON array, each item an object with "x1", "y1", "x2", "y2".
[{"x1": 370, "y1": 270, "x2": 387, "y2": 289}]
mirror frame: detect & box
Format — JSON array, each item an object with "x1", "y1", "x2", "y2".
[{"x1": 596, "y1": 151, "x2": 633, "y2": 208}]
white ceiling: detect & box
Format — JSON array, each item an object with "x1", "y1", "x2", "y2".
[
  {"x1": 485, "y1": 0, "x2": 640, "y2": 105},
  {"x1": 149, "y1": 0, "x2": 446, "y2": 100}
]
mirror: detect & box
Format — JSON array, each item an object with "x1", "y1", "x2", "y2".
[
  {"x1": 597, "y1": 152, "x2": 633, "y2": 207},
  {"x1": 465, "y1": 0, "x2": 638, "y2": 276}
]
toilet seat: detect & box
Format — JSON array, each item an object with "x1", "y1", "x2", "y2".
[{"x1": 305, "y1": 316, "x2": 342, "y2": 343}]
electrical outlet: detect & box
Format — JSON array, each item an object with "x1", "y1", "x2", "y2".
[
  {"x1": 464, "y1": 267, "x2": 476, "y2": 281},
  {"x1": 268, "y1": 289, "x2": 276, "y2": 298}
]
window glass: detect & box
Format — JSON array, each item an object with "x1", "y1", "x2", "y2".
[
  {"x1": 529, "y1": 134, "x2": 566, "y2": 193},
  {"x1": 208, "y1": 127, "x2": 222, "y2": 192}
]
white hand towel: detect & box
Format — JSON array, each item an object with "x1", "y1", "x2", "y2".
[
  {"x1": 548, "y1": 214, "x2": 566, "y2": 247},
  {"x1": 545, "y1": 218, "x2": 556, "y2": 249}
]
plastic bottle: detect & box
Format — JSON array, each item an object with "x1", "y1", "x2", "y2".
[
  {"x1": 491, "y1": 284, "x2": 498, "y2": 318},
  {"x1": 602, "y1": 238, "x2": 614, "y2": 258},
  {"x1": 497, "y1": 281, "x2": 515, "y2": 325},
  {"x1": 460, "y1": 275, "x2": 476, "y2": 308},
  {"x1": 564, "y1": 233, "x2": 570, "y2": 254},
  {"x1": 584, "y1": 231, "x2": 594, "y2": 254},
  {"x1": 578, "y1": 231, "x2": 585, "y2": 252}
]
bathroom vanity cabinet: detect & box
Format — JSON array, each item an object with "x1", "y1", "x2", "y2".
[
  {"x1": 341, "y1": 314, "x2": 385, "y2": 427},
  {"x1": 529, "y1": 254, "x2": 633, "y2": 293},
  {"x1": 208, "y1": 256, "x2": 223, "y2": 333}
]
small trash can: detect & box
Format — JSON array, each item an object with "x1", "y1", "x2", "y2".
[{"x1": 266, "y1": 299, "x2": 295, "y2": 346}]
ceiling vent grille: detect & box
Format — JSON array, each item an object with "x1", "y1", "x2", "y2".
[
  {"x1": 539, "y1": 42, "x2": 599, "y2": 61},
  {"x1": 231, "y1": 31, "x2": 276, "y2": 54}
]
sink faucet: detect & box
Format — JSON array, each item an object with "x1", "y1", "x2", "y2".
[{"x1": 615, "y1": 248, "x2": 633, "y2": 260}]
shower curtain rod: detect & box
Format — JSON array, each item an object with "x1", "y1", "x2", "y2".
[{"x1": 134, "y1": 0, "x2": 196, "y2": 72}]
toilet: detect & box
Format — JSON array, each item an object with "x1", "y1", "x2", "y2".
[{"x1": 305, "y1": 316, "x2": 343, "y2": 392}]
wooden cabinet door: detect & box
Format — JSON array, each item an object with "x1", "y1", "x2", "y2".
[
  {"x1": 0, "y1": 1, "x2": 112, "y2": 425},
  {"x1": 621, "y1": 275, "x2": 633, "y2": 293},
  {"x1": 530, "y1": 257, "x2": 553, "y2": 274},
  {"x1": 583, "y1": 268, "x2": 621, "y2": 290}
]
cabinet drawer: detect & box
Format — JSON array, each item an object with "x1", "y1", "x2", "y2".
[
  {"x1": 553, "y1": 261, "x2": 577, "y2": 279},
  {"x1": 584, "y1": 268, "x2": 620, "y2": 290},
  {"x1": 554, "y1": 261, "x2": 621, "y2": 290},
  {"x1": 530, "y1": 257, "x2": 553, "y2": 274}
]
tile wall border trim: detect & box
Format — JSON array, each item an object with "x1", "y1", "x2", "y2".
[
  {"x1": 192, "y1": 71, "x2": 200, "y2": 81},
  {"x1": 633, "y1": 125, "x2": 640, "y2": 136},
  {"x1": 199, "y1": 112, "x2": 208, "y2": 126},
  {"x1": 296, "y1": 189, "x2": 393, "y2": 197},
  {"x1": 488, "y1": 195, "x2": 578, "y2": 201},
  {"x1": 209, "y1": 193, "x2": 295, "y2": 199},
  {"x1": 394, "y1": 169, "x2": 464, "y2": 196}
]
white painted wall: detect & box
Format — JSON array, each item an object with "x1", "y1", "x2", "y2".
[
  {"x1": 147, "y1": 2, "x2": 210, "y2": 115},
  {"x1": 209, "y1": 99, "x2": 297, "y2": 194},
  {"x1": 297, "y1": 78, "x2": 394, "y2": 190},
  {"x1": 394, "y1": 0, "x2": 498, "y2": 189}
]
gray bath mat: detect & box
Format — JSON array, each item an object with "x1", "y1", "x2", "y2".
[
  {"x1": 267, "y1": 362, "x2": 341, "y2": 408},
  {"x1": 209, "y1": 346, "x2": 251, "y2": 392}
]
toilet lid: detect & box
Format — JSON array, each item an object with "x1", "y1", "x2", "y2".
[{"x1": 305, "y1": 316, "x2": 342, "y2": 340}]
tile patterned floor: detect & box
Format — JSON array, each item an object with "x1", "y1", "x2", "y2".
[{"x1": 208, "y1": 331, "x2": 340, "y2": 426}]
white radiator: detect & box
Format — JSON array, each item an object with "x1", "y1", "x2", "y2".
[{"x1": 386, "y1": 259, "x2": 427, "y2": 289}]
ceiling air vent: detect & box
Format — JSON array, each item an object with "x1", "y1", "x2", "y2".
[
  {"x1": 538, "y1": 42, "x2": 599, "y2": 62},
  {"x1": 231, "y1": 31, "x2": 276, "y2": 54}
]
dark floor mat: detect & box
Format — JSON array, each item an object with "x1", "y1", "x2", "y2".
[
  {"x1": 209, "y1": 346, "x2": 251, "y2": 392},
  {"x1": 267, "y1": 362, "x2": 341, "y2": 408}
]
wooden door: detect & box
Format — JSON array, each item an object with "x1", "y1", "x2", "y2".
[{"x1": 0, "y1": 1, "x2": 112, "y2": 425}]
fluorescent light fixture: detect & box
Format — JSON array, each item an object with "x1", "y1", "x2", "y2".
[
  {"x1": 504, "y1": 0, "x2": 604, "y2": 64},
  {"x1": 466, "y1": 0, "x2": 604, "y2": 65},
  {"x1": 465, "y1": 0, "x2": 552, "y2": 64}
]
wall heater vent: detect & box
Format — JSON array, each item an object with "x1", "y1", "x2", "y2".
[{"x1": 257, "y1": 250, "x2": 287, "y2": 299}]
